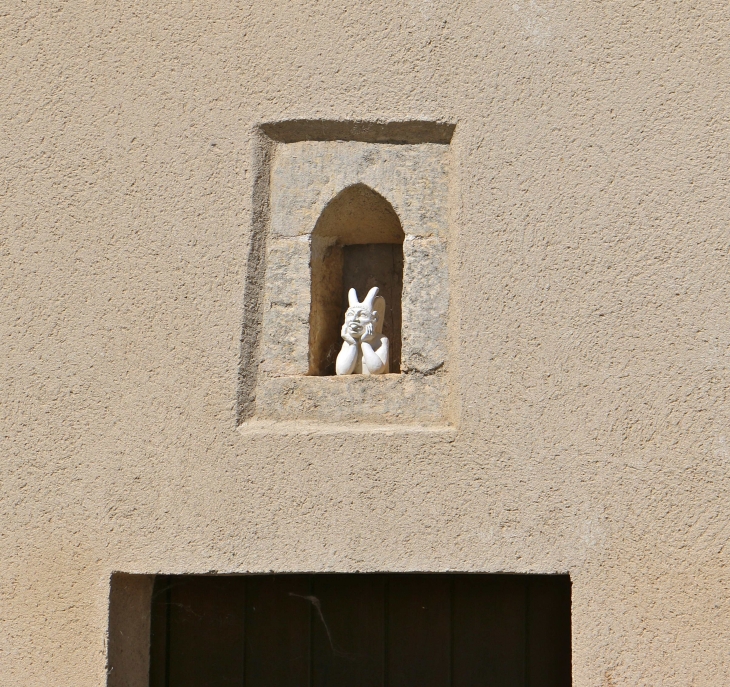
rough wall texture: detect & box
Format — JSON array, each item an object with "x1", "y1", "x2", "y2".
[{"x1": 1, "y1": 1, "x2": 729, "y2": 685}]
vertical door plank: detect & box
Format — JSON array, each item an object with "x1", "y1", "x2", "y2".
[
  {"x1": 527, "y1": 576, "x2": 572, "y2": 687},
  {"x1": 245, "y1": 574, "x2": 311, "y2": 687},
  {"x1": 386, "y1": 574, "x2": 451, "y2": 687},
  {"x1": 149, "y1": 576, "x2": 171, "y2": 687},
  {"x1": 166, "y1": 576, "x2": 246, "y2": 687},
  {"x1": 311, "y1": 574, "x2": 386, "y2": 687},
  {"x1": 452, "y1": 575, "x2": 527, "y2": 687}
]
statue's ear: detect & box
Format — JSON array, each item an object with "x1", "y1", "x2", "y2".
[{"x1": 348, "y1": 288, "x2": 359, "y2": 306}]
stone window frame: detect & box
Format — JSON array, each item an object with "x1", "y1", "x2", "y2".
[{"x1": 238, "y1": 121, "x2": 456, "y2": 427}]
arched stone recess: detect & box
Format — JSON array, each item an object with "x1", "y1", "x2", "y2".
[
  {"x1": 309, "y1": 183, "x2": 405, "y2": 376},
  {"x1": 249, "y1": 137, "x2": 452, "y2": 426}
]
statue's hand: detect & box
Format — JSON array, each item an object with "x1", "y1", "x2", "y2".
[
  {"x1": 360, "y1": 323, "x2": 375, "y2": 343},
  {"x1": 341, "y1": 324, "x2": 357, "y2": 346}
]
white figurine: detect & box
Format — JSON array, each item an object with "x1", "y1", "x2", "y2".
[{"x1": 335, "y1": 287, "x2": 389, "y2": 375}]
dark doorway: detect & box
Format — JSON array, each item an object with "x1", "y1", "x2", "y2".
[{"x1": 149, "y1": 573, "x2": 571, "y2": 687}]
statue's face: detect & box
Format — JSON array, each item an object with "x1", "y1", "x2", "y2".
[{"x1": 344, "y1": 306, "x2": 375, "y2": 338}]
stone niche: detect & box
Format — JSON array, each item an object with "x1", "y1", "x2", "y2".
[{"x1": 240, "y1": 121, "x2": 455, "y2": 426}]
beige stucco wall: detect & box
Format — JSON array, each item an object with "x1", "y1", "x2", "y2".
[{"x1": 1, "y1": 2, "x2": 728, "y2": 685}]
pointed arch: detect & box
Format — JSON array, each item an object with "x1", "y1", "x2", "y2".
[{"x1": 312, "y1": 183, "x2": 405, "y2": 244}]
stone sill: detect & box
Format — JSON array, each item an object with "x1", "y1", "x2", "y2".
[
  {"x1": 249, "y1": 372, "x2": 451, "y2": 427},
  {"x1": 238, "y1": 419, "x2": 456, "y2": 436}
]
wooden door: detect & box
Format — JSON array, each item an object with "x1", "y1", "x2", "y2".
[{"x1": 149, "y1": 574, "x2": 571, "y2": 687}]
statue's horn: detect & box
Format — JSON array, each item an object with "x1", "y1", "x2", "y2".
[
  {"x1": 348, "y1": 288, "x2": 359, "y2": 307},
  {"x1": 364, "y1": 286, "x2": 380, "y2": 309}
]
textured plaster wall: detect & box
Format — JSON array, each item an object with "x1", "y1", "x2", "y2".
[{"x1": 1, "y1": 1, "x2": 729, "y2": 685}]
